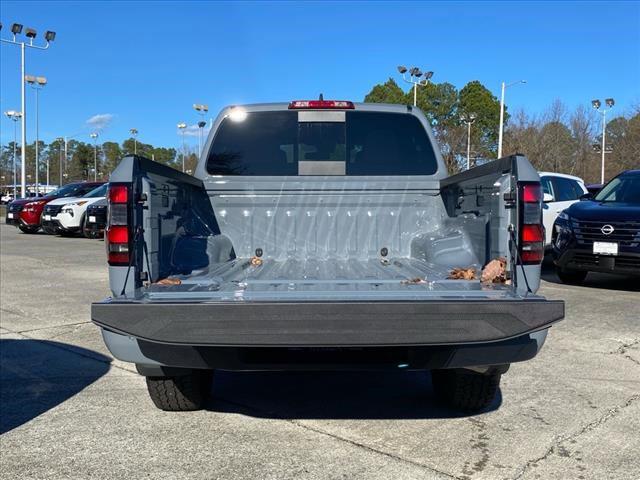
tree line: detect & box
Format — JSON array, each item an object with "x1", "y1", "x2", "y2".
[
  {"x1": 0, "y1": 137, "x2": 200, "y2": 187},
  {"x1": 364, "y1": 78, "x2": 639, "y2": 182},
  {"x1": 2, "y1": 82, "x2": 637, "y2": 187}
]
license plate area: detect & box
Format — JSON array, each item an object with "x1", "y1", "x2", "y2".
[
  {"x1": 593, "y1": 241, "x2": 618, "y2": 256},
  {"x1": 43, "y1": 215, "x2": 51, "y2": 221},
  {"x1": 88, "y1": 215, "x2": 96, "y2": 223},
  {"x1": 8, "y1": 213, "x2": 13, "y2": 219}
]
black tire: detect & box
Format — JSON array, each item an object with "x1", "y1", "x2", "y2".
[
  {"x1": 145, "y1": 371, "x2": 213, "y2": 411},
  {"x1": 556, "y1": 266, "x2": 588, "y2": 285},
  {"x1": 18, "y1": 225, "x2": 39, "y2": 234},
  {"x1": 80, "y1": 214, "x2": 88, "y2": 238},
  {"x1": 431, "y1": 369, "x2": 501, "y2": 412}
]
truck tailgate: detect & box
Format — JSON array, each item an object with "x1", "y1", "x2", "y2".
[{"x1": 92, "y1": 298, "x2": 564, "y2": 347}]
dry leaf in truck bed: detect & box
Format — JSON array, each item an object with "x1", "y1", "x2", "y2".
[
  {"x1": 155, "y1": 277, "x2": 182, "y2": 286},
  {"x1": 447, "y1": 267, "x2": 477, "y2": 280},
  {"x1": 401, "y1": 277, "x2": 428, "y2": 285},
  {"x1": 481, "y1": 257, "x2": 508, "y2": 283}
]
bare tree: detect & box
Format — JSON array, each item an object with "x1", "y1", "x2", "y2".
[{"x1": 569, "y1": 104, "x2": 596, "y2": 179}]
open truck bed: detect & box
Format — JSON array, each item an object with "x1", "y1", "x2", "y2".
[{"x1": 92, "y1": 102, "x2": 564, "y2": 412}]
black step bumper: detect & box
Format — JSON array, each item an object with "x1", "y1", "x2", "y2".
[{"x1": 92, "y1": 298, "x2": 564, "y2": 347}]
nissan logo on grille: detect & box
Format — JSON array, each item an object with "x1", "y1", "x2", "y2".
[{"x1": 601, "y1": 224, "x2": 615, "y2": 235}]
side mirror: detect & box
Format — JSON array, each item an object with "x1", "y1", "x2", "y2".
[
  {"x1": 579, "y1": 193, "x2": 592, "y2": 201},
  {"x1": 543, "y1": 193, "x2": 554, "y2": 203}
]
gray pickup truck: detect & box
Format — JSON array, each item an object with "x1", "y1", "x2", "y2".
[{"x1": 92, "y1": 100, "x2": 564, "y2": 412}]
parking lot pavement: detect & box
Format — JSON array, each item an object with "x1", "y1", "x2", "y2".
[{"x1": 1, "y1": 222, "x2": 638, "y2": 480}]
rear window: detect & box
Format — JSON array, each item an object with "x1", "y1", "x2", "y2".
[{"x1": 206, "y1": 110, "x2": 438, "y2": 176}]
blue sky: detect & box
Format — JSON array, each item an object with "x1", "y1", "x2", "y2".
[{"x1": 1, "y1": 1, "x2": 639, "y2": 150}]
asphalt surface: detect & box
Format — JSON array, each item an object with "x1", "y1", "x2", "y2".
[{"x1": 1, "y1": 222, "x2": 638, "y2": 480}]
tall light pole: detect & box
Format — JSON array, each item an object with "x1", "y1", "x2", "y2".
[
  {"x1": 25, "y1": 75, "x2": 47, "y2": 194},
  {"x1": 497, "y1": 80, "x2": 526, "y2": 159},
  {"x1": 55, "y1": 137, "x2": 64, "y2": 187},
  {"x1": 177, "y1": 123, "x2": 187, "y2": 172},
  {"x1": 4, "y1": 110, "x2": 22, "y2": 198},
  {"x1": 1, "y1": 23, "x2": 56, "y2": 198},
  {"x1": 90, "y1": 133, "x2": 99, "y2": 181},
  {"x1": 129, "y1": 128, "x2": 138, "y2": 155},
  {"x1": 397, "y1": 66, "x2": 434, "y2": 106},
  {"x1": 592, "y1": 98, "x2": 615, "y2": 184},
  {"x1": 461, "y1": 113, "x2": 477, "y2": 170},
  {"x1": 193, "y1": 104, "x2": 208, "y2": 154}
]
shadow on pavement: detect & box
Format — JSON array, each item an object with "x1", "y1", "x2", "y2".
[
  {"x1": 541, "y1": 255, "x2": 640, "y2": 292},
  {"x1": 209, "y1": 370, "x2": 501, "y2": 420},
  {"x1": 0, "y1": 339, "x2": 111, "y2": 434}
]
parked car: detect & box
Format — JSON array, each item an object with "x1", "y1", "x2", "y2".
[
  {"x1": 92, "y1": 100, "x2": 564, "y2": 413},
  {"x1": 5, "y1": 194, "x2": 45, "y2": 229},
  {"x1": 5, "y1": 200, "x2": 25, "y2": 226},
  {"x1": 552, "y1": 169, "x2": 640, "y2": 283},
  {"x1": 41, "y1": 183, "x2": 108, "y2": 236},
  {"x1": 83, "y1": 198, "x2": 108, "y2": 239},
  {"x1": 12, "y1": 182, "x2": 104, "y2": 234},
  {"x1": 1, "y1": 192, "x2": 15, "y2": 204},
  {"x1": 539, "y1": 172, "x2": 588, "y2": 248},
  {"x1": 585, "y1": 183, "x2": 604, "y2": 196}
]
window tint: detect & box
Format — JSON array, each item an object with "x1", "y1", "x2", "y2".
[
  {"x1": 206, "y1": 110, "x2": 438, "y2": 176},
  {"x1": 45, "y1": 183, "x2": 81, "y2": 198},
  {"x1": 594, "y1": 175, "x2": 640, "y2": 204},
  {"x1": 346, "y1": 111, "x2": 437, "y2": 175},
  {"x1": 540, "y1": 176, "x2": 554, "y2": 200},
  {"x1": 208, "y1": 111, "x2": 298, "y2": 176},
  {"x1": 83, "y1": 184, "x2": 108, "y2": 198},
  {"x1": 551, "y1": 177, "x2": 581, "y2": 201}
]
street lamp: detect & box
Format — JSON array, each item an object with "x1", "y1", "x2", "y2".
[
  {"x1": 90, "y1": 132, "x2": 99, "y2": 181},
  {"x1": 193, "y1": 104, "x2": 208, "y2": 154},
  {"x1": 129, "y1": 128, "x2": 138, "y2": 155},
  {"x1": 497, "y1": 80, "x2": 526, "y2": 159},
  {"x1": 25, "y1": 75, "x2": 47, "y2": 194},
  {"x1": 397, "y1": 65, "x2": 434, "y2": 106},
  {"x1": 1, "y1": 22, "x2": 56, "y2": 198},
  {"x1": 460, "y1": 113, "x2": 477, "y2": 170},
  {"x1": 592, "y1": 97, "x2": 615, "y2": 184},
  {"x1": 55, "y1": 137, "x2": 65, "y2": 187},
  {"x1": 177, "y1": 122, "x2": 187, "y2": 172},
  {"x1": 4, "y1": 110, "x2": 22, "y2": 198}
]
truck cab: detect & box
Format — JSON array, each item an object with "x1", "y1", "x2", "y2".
[{"x1": 92, "y1": 100, "x2": 563, "y2": 412}]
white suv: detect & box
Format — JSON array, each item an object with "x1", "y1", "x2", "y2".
[
  {"x1": 539, "y1": 172, "x2": 588, "y2": 247},
  {"x1": 41, "y1": 183, "x2": 108, "y2": 235}
]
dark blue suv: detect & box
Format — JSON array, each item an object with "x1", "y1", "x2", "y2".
[{"x1": 552, "y1": 170, "x2": 640, "y2": 284}]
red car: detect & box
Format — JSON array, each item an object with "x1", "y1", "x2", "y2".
[{"x1": 7, "y1": 182, "x2": 104, "y2": 234}]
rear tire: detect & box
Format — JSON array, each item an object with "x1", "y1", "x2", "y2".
[
  {"x1": 146, "y1": 370, "x2": 213, "y2": 411},
  {"x1": 556, "y1": 266, "x2": 588, "y2": 285},
  {"x1": 431, "y1": 369, "x2": 501, "y2": 412}
]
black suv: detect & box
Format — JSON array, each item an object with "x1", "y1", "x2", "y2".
[{"x1": 552, "y1": 170, "x2": 640, "y2": 283}]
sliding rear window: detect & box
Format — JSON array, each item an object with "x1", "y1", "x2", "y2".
[{"x1": 206, "y1": 110, "x2": 437, "y2": 176}]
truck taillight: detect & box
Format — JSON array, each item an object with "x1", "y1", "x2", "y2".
[
  {"x1": 518, "y1": 183, "x2": 544, "y2": 265},
  {"x1": 106, "y1": 184, "x2": 131, "y2": 266},
  {"x1": 288, "y1": 100, "x2": 355, "y2": 109}
]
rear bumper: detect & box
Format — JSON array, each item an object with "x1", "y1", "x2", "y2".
[{"x1": 92, "y1": 298, "x2": 564, "y2": 347}]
